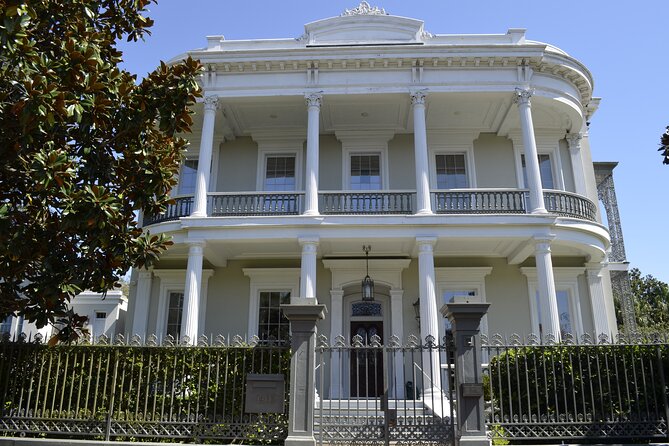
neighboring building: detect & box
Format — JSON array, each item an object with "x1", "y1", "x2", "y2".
[
  {"x1": 130, "y1": 2, "x2": 617, "y2": 356},
  {"x1": 1, "y1": 290, "x2": 127, "y2": 341}
]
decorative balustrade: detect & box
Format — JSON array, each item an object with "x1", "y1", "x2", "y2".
[
  {"x1": 141, "y1": 190, "x2": 597, "y2": 225},
  {"x1": 142, "y1": 195, "x2": 193, "y2": 225},
  {"x1": 319, "y1": 190, "x2": 415, "y2": 214},
  {"x1": 433, "y1": 189, "x2": 597, "y2": 222},
  {"x1": 543, "y1": 190, "x2": 597, "y2": 221},
  {"x1": 208, "y1": 192, "x2": 303, "y2": 216},
  {"x1": 433, "y1": 189, "x2": 527, "y2": 214}
]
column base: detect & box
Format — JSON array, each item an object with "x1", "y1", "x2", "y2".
[
  {"x1": 457, "y1": 435, "x2": 491, "y2": 446},
  {"x1": 284, "y1": 435, "x2": 316, "y2": 446},
  {"x1": 422, "y1": 387, "x2": 453, "y2": 419},
  {"x1": 189, "y1": 211, "x2": 207, "y2": 218},
  {"x1": 415, "y1": 209, "x2": 434, "y2": 216},
  {"x1": 530, "y1": 207, "x2": 548, "y2": 214},
  {"x1": 302, "y1": 209, "x2": 320, "y2": 216}
]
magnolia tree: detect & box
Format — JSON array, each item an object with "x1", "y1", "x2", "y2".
[
  {"x1": 661, "y1": 126, "x2": 669, "y2": 164},
  {"x1": 0, "y1": 0, "x2": 202, "y2": 341}
]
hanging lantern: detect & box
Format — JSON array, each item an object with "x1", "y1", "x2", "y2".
[{"x1": 361, "y1": 245, "x2": 374, "y2": 301}]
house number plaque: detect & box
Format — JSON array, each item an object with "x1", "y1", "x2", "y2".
[{"x1": 245, "y1": 374, "x2": 285, "y2": 413}]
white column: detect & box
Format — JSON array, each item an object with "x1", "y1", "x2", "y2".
[
  {"x1": 411, "y1": 91, "x2": 432, "y2": 215},
  {"x1": 181, "y1": 241, "x2": 205, "y2": 344},
  {"x1": 417, "y1": 237, "x2": 441, "y2": 396},
  {"x1": 131, "y1": 269, "x2": 152, "y2": 339},
  {"x1": 534, "y1": 235, "x2": 561, "y2": 341},
  {"x1": 390, "y1": 288, "x2": 405, "y2": 398},
  {"x1": 192, "y1": 95, "x2": 218, "y2": 217},
  {"x1": 329, "y1": 288, "x2": 344, "y2": 398},
  {"x1": 304, "y1": 93, "x2": 322, "y2": 216},
  {"x1": 586, "y1": 262, "x2": 612, "y2": 337},
  {"x1": 299, "y1": 237, "x2": 319, "y2": 299},
  {"x1": 566, "y1": 133, "x2": 587, "y2": 196},
  {"x1": 515, "y1": 89, "x2": 547, "y2": 214}
]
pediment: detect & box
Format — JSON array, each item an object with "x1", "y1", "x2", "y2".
[{"x1": 304, "y1": 3, "x2": 425, "y2": 46}]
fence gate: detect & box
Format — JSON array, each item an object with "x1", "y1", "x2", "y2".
[{"x1": 315, "y1": 334, "x2": 455, "y2": 446}]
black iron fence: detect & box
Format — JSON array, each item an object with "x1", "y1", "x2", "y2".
[
  {"x1": 0, "y1": 334, "x2": 290, "y2": 444},
  {"x1": 315, "y1": 334, "x2": 455, "y2": 446},
  {"x1": 483, "y1": 333, "x2": 669, "y2": 443}
]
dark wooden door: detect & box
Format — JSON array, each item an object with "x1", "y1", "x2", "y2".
[{"x1": 350, "y1": 321, "x2": 384, "y2": 397}]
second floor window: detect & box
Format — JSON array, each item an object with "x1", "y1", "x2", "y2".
[
  {"x1": 521, "y1": 154, "x2": 554, "y2": 189},
  {"x1": 436, "y1": 154, "x2": 468, "y2": 189},
  {"x1": 178, "y1": 159, "x2": 199, "y2": 195},
  {"x1": 264, "y1": 155, "x2": 296, "y2": 191},
  {"x1": 350, "y1": 154, "x2": 381, "y2": 190}
]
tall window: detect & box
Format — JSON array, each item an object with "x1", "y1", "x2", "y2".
[
  {"x1": 178, "y1": 160, "x2": 199, "y2": 195},
  {"x1": 535, "y1": 290, "x2": 574, "y2": 337},
  {"x1": 521, "y1": 154, "x2": 554, "y2": 189},
  {"x1": 264, "y1": 156, "x2": 296, "y2": 191},
  {"x1": 0, "y1": 316, "x2": 11, "y2": 336},
  {"x1": 166, "y1": 291, "x2": 184, "y2": 339},
  {"x1": 350, "y1": 154, "x2": 381, "y2": 190},
  {"x1": 258, "y1": 291, "x2": 291, "y2": 342},
  {"x1": 436, "y1": 154, "x2": 468, "y2": 189}
]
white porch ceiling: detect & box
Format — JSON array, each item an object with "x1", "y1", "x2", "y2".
[{"x1": 203, "y1": 92, "x2": 576, "y2": 139}]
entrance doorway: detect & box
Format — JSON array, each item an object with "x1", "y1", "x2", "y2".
[{"x1": 350, "y1": 320, "x2": 384, "y2": 397}]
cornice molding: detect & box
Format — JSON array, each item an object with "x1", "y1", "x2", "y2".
[{"x1": 200, "y1": 53, "x2": 591, "y2": 105}]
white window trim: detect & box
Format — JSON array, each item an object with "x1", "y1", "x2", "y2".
[
  {"x1": 429, "y1": 150, "x2": 477, "y2": 190},
  {"x1": 343, "y1": 150, "x2": 388, "y2": 191},
  {"x1": 336, "y1": 130, "x2": 393, "y2": 191},
  {"x1": 243, "y1": 268, "x2": 300, "y2": 339},
  {"x1": 428, "y1": 131, "x2": 477, "y2": 190},
  {"x1": 153, "y1": 269, "x2": 214, "y2": 340},
  {"x1": 520, "y1": 267, "x2": 585, "y2": 337},
  {"x1": 435, "y1": 267, "x2": 492, "y2": 338},
  {"x1": 511, "y1": 132, "x2": 566, "y2": 191},
  {"x1": 256, "y1": 149, "x2": 303, "y2": 192},
  {"x1": 174, "y1": 158, "x2": 199, "y2": 198}
]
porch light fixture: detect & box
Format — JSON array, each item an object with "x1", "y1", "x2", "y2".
[
  {"x1": 361, "y1": 245, "x2": 374, "y2": 301},
  {"x1": 413, "y1": 299, "x2": 420, "y2": 323}
]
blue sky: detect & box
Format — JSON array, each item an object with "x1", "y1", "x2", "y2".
[{"x1": 119, "y1": 1, "x2": 669, "y2": 281}]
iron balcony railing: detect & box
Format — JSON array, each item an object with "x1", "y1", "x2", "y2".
[
  {"x1": 141, "y1": 189, "x2": 597, "y2": 225},
  {"x1": 544, "y1": 190, "x2": 597, "y2": 221},
  {"x1": 432, "y1": 189, "x2": 597, "y2": 222},
  {"x1": 208, "y1": 192, "x2": 304, "y2": 216},
  {"x1": 433, "y1": 189, "x2": 527, "y2": 214},
  {"x1": 142, "y1": 195, "x2": 193, "y2": 225},
  {"x1": 319, "y1": 190, "x2": 415, "y2": 215}
]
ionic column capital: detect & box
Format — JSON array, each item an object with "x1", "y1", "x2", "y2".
[
  {"x1": 203, "y1": 94, "x2": 220, "y2": 112},
  {"x1": 410, "y1": 90, "x2": 427, "y2": 106},
  {"x1": 533, "y1": 234, "x2": 555, "y2": 253},
  {"x1": 416, "y1": 236, "x2": 437, "y2": 252},
  {"x1": 514, "y1": 88, "x2": 534, "y2": 106},
  {"x1": 585, "y1": 262, "x2": 608, "y2": 278},
  {"x1": 566, "y1": 132, "x2": 583, "y2": 151},
  {"x1": 305, "y1": 92, "x2": 322, "y2": 108},
  {"x1": 187, "y1": 240, "x2": 206, "y2": 255},
  {"x1": 138, "y1": 268, "x2": 153, "y2": 280},
  {"x1": 298, "y1": 237, "x2": 320, "y2": 250}
]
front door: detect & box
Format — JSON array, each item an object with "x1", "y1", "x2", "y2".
[{"x1": 350, "y1": 321, "x2": 384, "y2": 397}]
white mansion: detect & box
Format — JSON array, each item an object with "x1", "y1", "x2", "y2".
[{"x1": 128, "y1": 3, "x2": 617, "y2": 349}]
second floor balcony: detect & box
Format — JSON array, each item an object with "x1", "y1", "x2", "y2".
[{"x1": 143, "y1": 189, "x2": 597, "y2": 226}]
